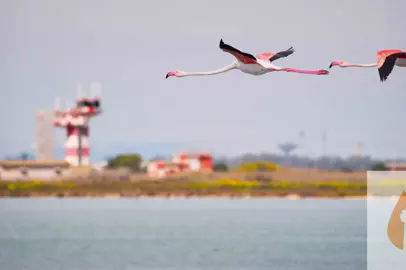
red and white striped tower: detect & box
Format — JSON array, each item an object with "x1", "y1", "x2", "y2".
[{"x1": 53, "y1": 83, "x2": 102, "y2": 167}]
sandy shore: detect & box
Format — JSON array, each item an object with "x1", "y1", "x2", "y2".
[{"x1": 2, "y1": 190, "x2": 400, "y2": 199}]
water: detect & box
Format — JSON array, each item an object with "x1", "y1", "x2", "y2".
[{"x1": 0, "y1": 198, "x2": 366, "y2": 270}]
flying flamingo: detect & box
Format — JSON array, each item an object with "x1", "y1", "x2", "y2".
[
  {"x1": 329, "y1": 49, "x2": 406, "y2": 82},
  {"x1": 165, "y1": 39, "x2": 329, "y2": 79}
]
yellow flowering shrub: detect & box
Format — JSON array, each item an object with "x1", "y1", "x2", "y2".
[
  {"x1": 235, "y1": 162, "x2": 279, "y2": 172},
  {"x1": 214, "y1": 178, "x2": 259, "y2": 188},
  {"x1": 312, "y1": 180, "x2": 366, "y2": 189},
  {"x1": 4, "y1": 181, "x2": 76, "y2": 191},
  {"x1": 189, "y1": 182, "x2": 211, "y2": 189}
]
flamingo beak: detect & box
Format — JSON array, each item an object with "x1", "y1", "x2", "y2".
[
  {"x1": 165, "y1": 73, "x2": 169, "y2": 79},
  {"x1": 329, "y1": 63, "x2": 333, "y2": 68}
]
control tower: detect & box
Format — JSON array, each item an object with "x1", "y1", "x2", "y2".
[{"x1": 53, "y1": 82, "x2": 102, "y2": 166}]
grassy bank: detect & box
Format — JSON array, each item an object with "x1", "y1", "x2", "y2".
[{"x1": 0, "y1": 178, "x2": 370, "y2": 198}]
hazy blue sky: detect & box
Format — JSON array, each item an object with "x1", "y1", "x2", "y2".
[{"x1": 1, "y1": 0, "x2": 405, "y2": 160}]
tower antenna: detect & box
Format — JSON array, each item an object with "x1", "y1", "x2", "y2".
[{"x1": 90, "y1": 81, "x2": 102, "y2": 98}]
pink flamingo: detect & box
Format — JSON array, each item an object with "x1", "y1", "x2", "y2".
[
  {"x1": 329, "y1": 49, "x2": 406, "y2": 82},
  {"x1": 166, "y1": 39, "x2": 329, "y2": 79}
]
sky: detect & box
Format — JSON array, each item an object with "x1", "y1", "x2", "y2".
[{"x1": 1, "y1": 0, "x2": 406, "y2": 161}]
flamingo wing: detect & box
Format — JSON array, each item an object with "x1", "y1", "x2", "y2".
[
  {"x1": 255, "y1": 52, "x2": 276, "y2": 61},
  {"x1": 269, "y1": 47, "x2": 295, "y2": 62},
  {"x1": 219, "y1": 39, "x2": 258, "y2": 64},
  {"x1": 256, "y1": 47, "x2": 295, "y2": 63},
  {"x1": 377, "y1": 50, "x2": 406, "y2": 81}
]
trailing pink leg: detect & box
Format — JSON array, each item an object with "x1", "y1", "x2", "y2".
[{"x1": 282, "y1": 68, "x2": 329, "y2": 75}]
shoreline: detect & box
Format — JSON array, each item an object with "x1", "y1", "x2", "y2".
[
  {"x1": 0, "y1": 191, "x2": 372, "y2": 199},
  {"x1": 0, "y1": 194, "x2": 398, "y2": 200}
]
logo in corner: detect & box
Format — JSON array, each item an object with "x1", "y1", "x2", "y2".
[{"x1": 387, "y1": 191, "x2": 406, "y2": 250}]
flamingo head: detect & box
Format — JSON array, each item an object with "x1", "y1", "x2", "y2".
[
  {"x1": 329, "y1": 60, "x2": 345, "y2": 68},
  {"x1": 165, "y1": 70, "x2": 184, "y2": 79}
]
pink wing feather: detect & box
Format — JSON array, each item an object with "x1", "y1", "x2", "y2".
[{"x1": 255, "y1": 52, "x2": 276, "y2": 62}]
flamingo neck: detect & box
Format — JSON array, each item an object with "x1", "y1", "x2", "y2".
[
  {"x1": 344, "y1": 63, "x2": 377, "y2": 68},
  {"x1": 181, "y1": 62, "x2": 237, "y2": 76}
]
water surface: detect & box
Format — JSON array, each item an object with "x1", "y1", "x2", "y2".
[{"x1": 0, "y1": 198, "x2": 366, "y2": 270}]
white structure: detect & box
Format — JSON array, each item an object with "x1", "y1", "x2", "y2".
[
  {"x1": 92, "y1": 161, "x2": 108, "y2": 171},
  {"x1": 35, "y1": 110, "x2": 55, "y2": 161},
  {"x1": 0, "y1": 161, "x2": 71, "y2": 181}
]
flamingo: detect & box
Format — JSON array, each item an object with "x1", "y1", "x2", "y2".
[
  {"x1": 329, "y1": 49, "x2": 406, "y2": 82},
  {"x1": 165, "y1": 39, "x2": 329, "y2": 79}
]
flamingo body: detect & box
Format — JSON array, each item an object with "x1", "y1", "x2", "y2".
[
  {"x1": 396, "y1": 58, "x2": 406, "y2": 67},
  {"x1": 217, "y1": 39, "x2": 286, "y2": 75},
  {"x1": 395, "y1": 57, "x2": 406, "y2": 67},
  {"x1": 166, "y1": 39, "x2": 329, "y2": 79},
  {"x1": 236, "y1": 60, "x2": 272, "y2": 75}
]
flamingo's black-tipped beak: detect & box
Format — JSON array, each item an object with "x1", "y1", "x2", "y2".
[
  {"x1": 165, "y1": 73, "x2": 169, "y2": 79},
  {"x1": 329, "y1": 63, "x2": 333, "y2": 69}
]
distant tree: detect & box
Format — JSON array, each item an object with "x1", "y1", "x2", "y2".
[
  {"x1": 213, "y1": 162, "x2": 229, "y2": 172},
  {"x1": 107, "y1": 154, "x2": 143, "y2": 172},
  {"x1": 340, "y1": 167, "x2": 353, "y2": 173},
  {"x1": 370, "y1": 162, "x2": 389, "y2": 171},
  {"x1": 20, "y1": 152, "x2": 29, "y2": 161}
]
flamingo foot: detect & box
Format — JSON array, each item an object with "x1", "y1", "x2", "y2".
[{"x1": 318, "y1": 69, "x2": 329, "y2": 75}]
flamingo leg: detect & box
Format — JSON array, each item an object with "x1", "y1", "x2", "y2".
[{"x1": 281, "y1": 67, "x2": 329, "y2": 75}]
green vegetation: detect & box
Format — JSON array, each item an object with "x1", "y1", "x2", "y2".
[
  {"x1": 107, "y1": 154, "x2": 143, "y2": 171},
  {"x1": 213, "y1": 162, "x2": 229, "y2": 172},
  {"x1": 370, "y1": 162, "x2": 389, "y2": 171},
  {"x1": 0, "y1": 178, "x2": 370, "y2": 198}
]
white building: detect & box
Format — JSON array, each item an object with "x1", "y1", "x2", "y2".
[{"x1": 0, "y1": 160, "x2": 71, "y2": 181}]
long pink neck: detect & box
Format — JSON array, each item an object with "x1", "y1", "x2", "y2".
[
  {"x1": 281, "y1": 68, "x2": 324, "y2": 75},
  {"x1": 344, "y1": 63, "x2": 377, "y2": 68},
  {"x1": 182, "y1": 63, "x2": 237, "y2": 76}
]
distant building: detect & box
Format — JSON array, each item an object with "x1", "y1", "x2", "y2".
[
  {"x1": 172, "y1": 152, "x2": 213, "y2": 172},
  {"x1": 385, "y1": 163, "x2": 406, "y2": 171},
  {"x1": 0, "y1": 160, "x2": 71, "y2": 181},
  {"x1": 146, "y1": 152, "x2": 213, "y2": 178},
  {"x1": 92, "y1": 161, "x2": 108, "y2": 171},
  {"x1": 146, "y1": 161, "x2": 189, "y2": 178}
]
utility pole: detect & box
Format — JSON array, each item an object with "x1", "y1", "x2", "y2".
[
  {"x1": 356, "y1": 141, "x2": 362, "y2": 156},
  {"x1": 317, "y1": 129, "x2": 327, "y2": 170}
]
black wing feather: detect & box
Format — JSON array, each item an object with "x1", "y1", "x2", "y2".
[
  {"x1": 269, "y1": 47, "x2": 295, "y2": 62},
  {"x1": 219, "y1": 39, "x2": 257, "y2": 61},
  {"x1": 378, "y1": 52, "x2": 406, "y2": 82}
]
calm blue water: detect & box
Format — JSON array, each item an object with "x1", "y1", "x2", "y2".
[{"x1": 0, "y1": 198, "x2": 366, "y2": 270}]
